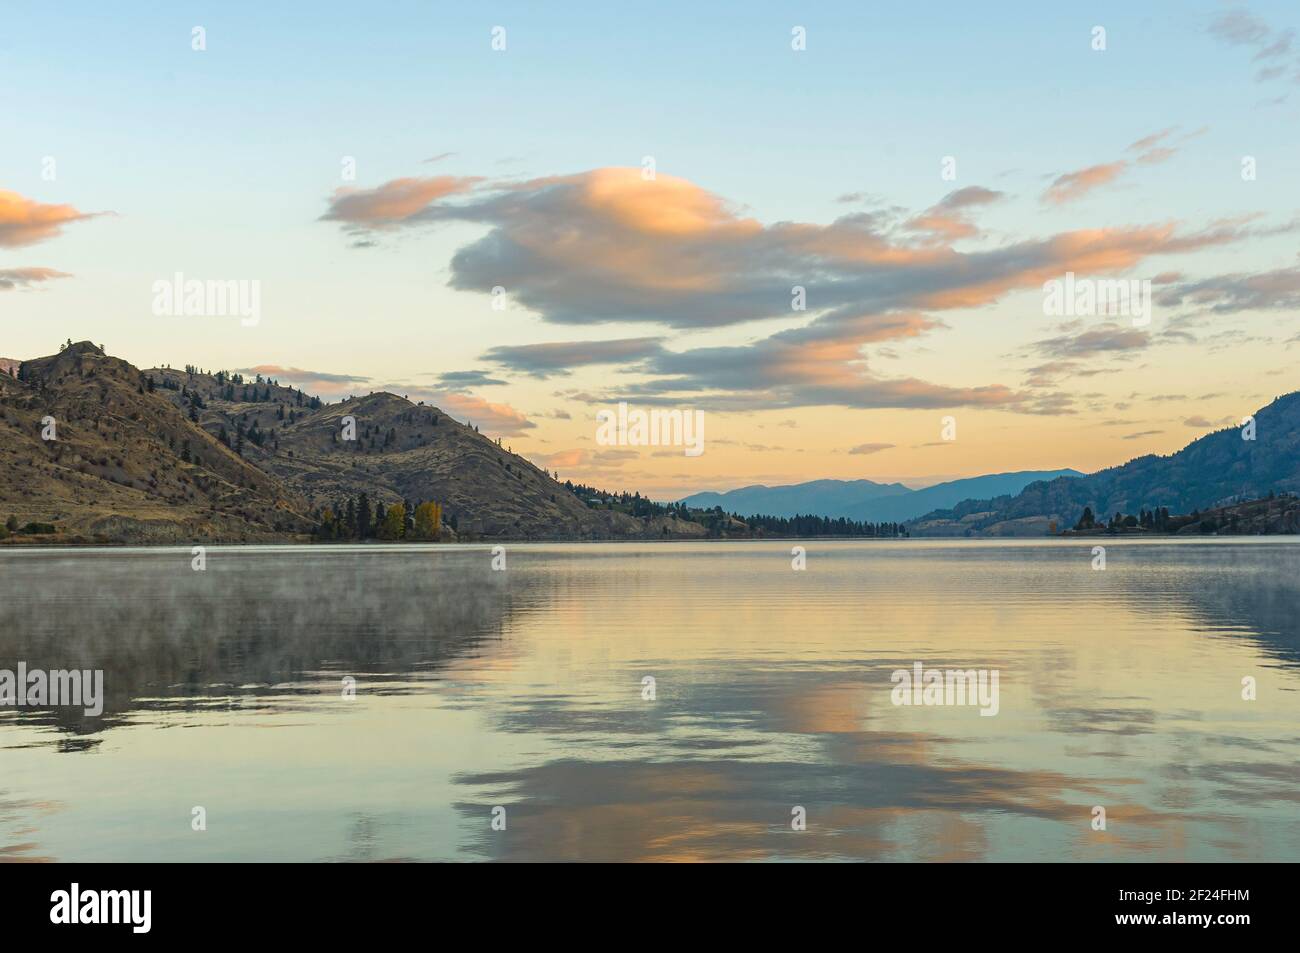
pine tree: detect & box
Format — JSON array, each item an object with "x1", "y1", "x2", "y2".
[{"x1": 357, "y1": 493, "x2": 371, "y2": 539}]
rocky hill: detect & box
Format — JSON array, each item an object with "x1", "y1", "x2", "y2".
[
  {"x1": 0, "y1": 343, "x2": 688, "y2": 543},
  {"x1": 0, "y1": 344, "x2": 312, "y2": 542},
  {"x1": 910, "y1": 391, "x2": 1300, "y2": 536},
  {"x1": 142, "y1": 365, "x2": 671, "y2": 539}
]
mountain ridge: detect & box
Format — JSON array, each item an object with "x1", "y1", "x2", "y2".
[
  {"x1": 909, "y1": 393, "x2": 1300, "y2": 536},
  {"x1": 679, "y1": 469, "x2": 1083, "y2": 522}
]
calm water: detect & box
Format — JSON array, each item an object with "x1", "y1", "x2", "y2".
[{"x1": 1, "y1": 539, "x2": 1298, "y2": 862}]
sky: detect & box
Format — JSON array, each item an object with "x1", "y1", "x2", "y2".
[{"x1": 3, "y1": 1, "x2": 1300, "y2": 498}]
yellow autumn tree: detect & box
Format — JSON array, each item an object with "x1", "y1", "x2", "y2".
[
  {"x1": 379, "y1": 502, "x2": 406, "y2": 539},
  {"x1": 413, "y1": 501, "x2": 442, "y2": 540}
]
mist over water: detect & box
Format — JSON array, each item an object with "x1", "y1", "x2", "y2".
[{"x1": 2, "y1": 539, "x2": 1297, "y2": 861}]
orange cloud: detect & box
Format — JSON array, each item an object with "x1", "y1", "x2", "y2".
[
  {"x1": 0, "y1": 267, "x2": 72, "y2": 291},
  {"x1": 1041, "y1": 162, "x2": 1128, "y2": 205},
  {"x1": 329, "y1": 159, "x2": 1274, "y2": 413},
  {"x1": 435, "y1": 392, "x2": 535, "y2": 435},
  {"x1": 904, "y1": 186, "x2": 1004, "y2": 241},
  {"x1": 0, "y1": 190, "x2": 103, "y2": 248},
  {"x1": 320, "y1": 176, "x2": 482, "y2": 228},
  {"x1": 1041, "y1": 129, "x2": 1196, "y2": 205}
]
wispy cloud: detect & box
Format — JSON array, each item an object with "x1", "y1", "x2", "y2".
[
  {"x1": 0, "y1": 190, "x2": 106, "y2": 248},
  {"x1": 1208, "y1": 8, "x2": 1297, "y2": 85},
  {"x1": 0, "y1": 266, "x2": 72, "y2": 291},
  {"x1": 1156, "y1": 263, "x2": 1300, "y2": 313},
  {"x1": 434, "y1": 369, "x2": 508, "y2": 388},
  {"x1": 1041, "y1": 129, "x2": 1196, "y2": 204},
  {"x1": 483, "y1": 337, "x2": 667, "y2": 378},
  {"x1": 237, "y1": 364, "x2": 370, "y2": 394},
  {"x1": 319, "y1": 176, "x2": 481, "y2": 231},
  {"x1": 1032, "y1": 323, "x2": 1152, "y2": 358}
]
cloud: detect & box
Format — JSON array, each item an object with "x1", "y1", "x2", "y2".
[
  {"x1": 0, "y1": 190, "x2": 105, "y2": 248},
  {"x1": 331, "y1": 163, "x2": 1273, "y2": 412},
  {"x1": 597, "y1": 311, "x2": 1028, "y2": 411},
  {"x1": 536, "y1": 448, "x2": 636, "y2": 469},
  {"x1": 0, "y1": 267, "x2": 72, "y2": 291},
  {"x1": 1042, "y1": 162, "x2": 1128, "y2": 205},
  {"x1": 483, "y1": 337, "x2": 667, "y2": 378},
  {"x1": 399, "y1": 166, "x2": 1251, "y2": 329},
  {"x1": 1122, "y1": 430, "x2": 1163, "y2": 440},
  {"x1": 1022, "y1": 360, "x2": 1123, "y2": 388},
  {"x1": 435, "y1": 369, "x2": 508, "y2": 388},
  {"x1": 1032, "y1": 323, "x2": 1151, "y2": 358},
  {"x1": 1041, "y1": 129, "x2": 1197, "y2": 205},
  {"x1": 1156, "y1": 264, "x2": 1300, "y2": 313},
  {"x1": 320, "y1": 176, "x2": 482, "y2": 231},
  {"x1": 1208, "y1": 9, "x2": 1296, "y2": 84},
  {"x1": 236, "y1": 364, "x2": 370, "y2": 397},
  {"x1": 848, "y1": 442, "x2": 894, "y2": 455},
  {"x1": 1127, "y1": 128, "x2": 1177, "y2": 153},
  {"x1": 1209, "y1": 9, "x2": 1272, "y2": 47},
  {"x1": 903, "y1": 186, "x2": 1004, "y2": 240},
  {"x1": 435, "y1": 391, "x2": 535, "y2": 436}
]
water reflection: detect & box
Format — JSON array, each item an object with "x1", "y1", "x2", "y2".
[
  {"x1": 0, "y1": 546, "x2": 529, "y2": 736},
  {"x1": 1, "y1": 539, "x2": 1297, "y2": 862}
]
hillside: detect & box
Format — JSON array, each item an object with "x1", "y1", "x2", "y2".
[
  {"x1": 1060, "y1": 493, "x2": 1300, "y2": 537},
  {"x1": 0, "y1": 346, "x2": 704, "y2": 543},
  {"x1": 0, "y1": 343, "x2": 312, "y2": 542},
  {"x1": 679, "y1": 469, "x2": 1081, "y2": 522},
  {"x1": 910, "y1": 392, "x2": 1300, "y2": 536},
  {"x1": 142, "y1": 365, "x2": 681, "y2": 540}
]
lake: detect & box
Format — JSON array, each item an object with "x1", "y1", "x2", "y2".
[{"x1": 1, "y1": 538, "x2": 1297, "y2": 862}]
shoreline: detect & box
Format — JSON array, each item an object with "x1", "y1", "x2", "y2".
[{"x1": 5, "y1": 532, "x2": 1300, "y2": 552}]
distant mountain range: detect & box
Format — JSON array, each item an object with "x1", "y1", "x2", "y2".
[
  {"x1": 679, "y1": 469, "x2": 1083, "y2": 523},
  {"x1": 910, "y1": 392, "x2": 1300, "y2": 536}
]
